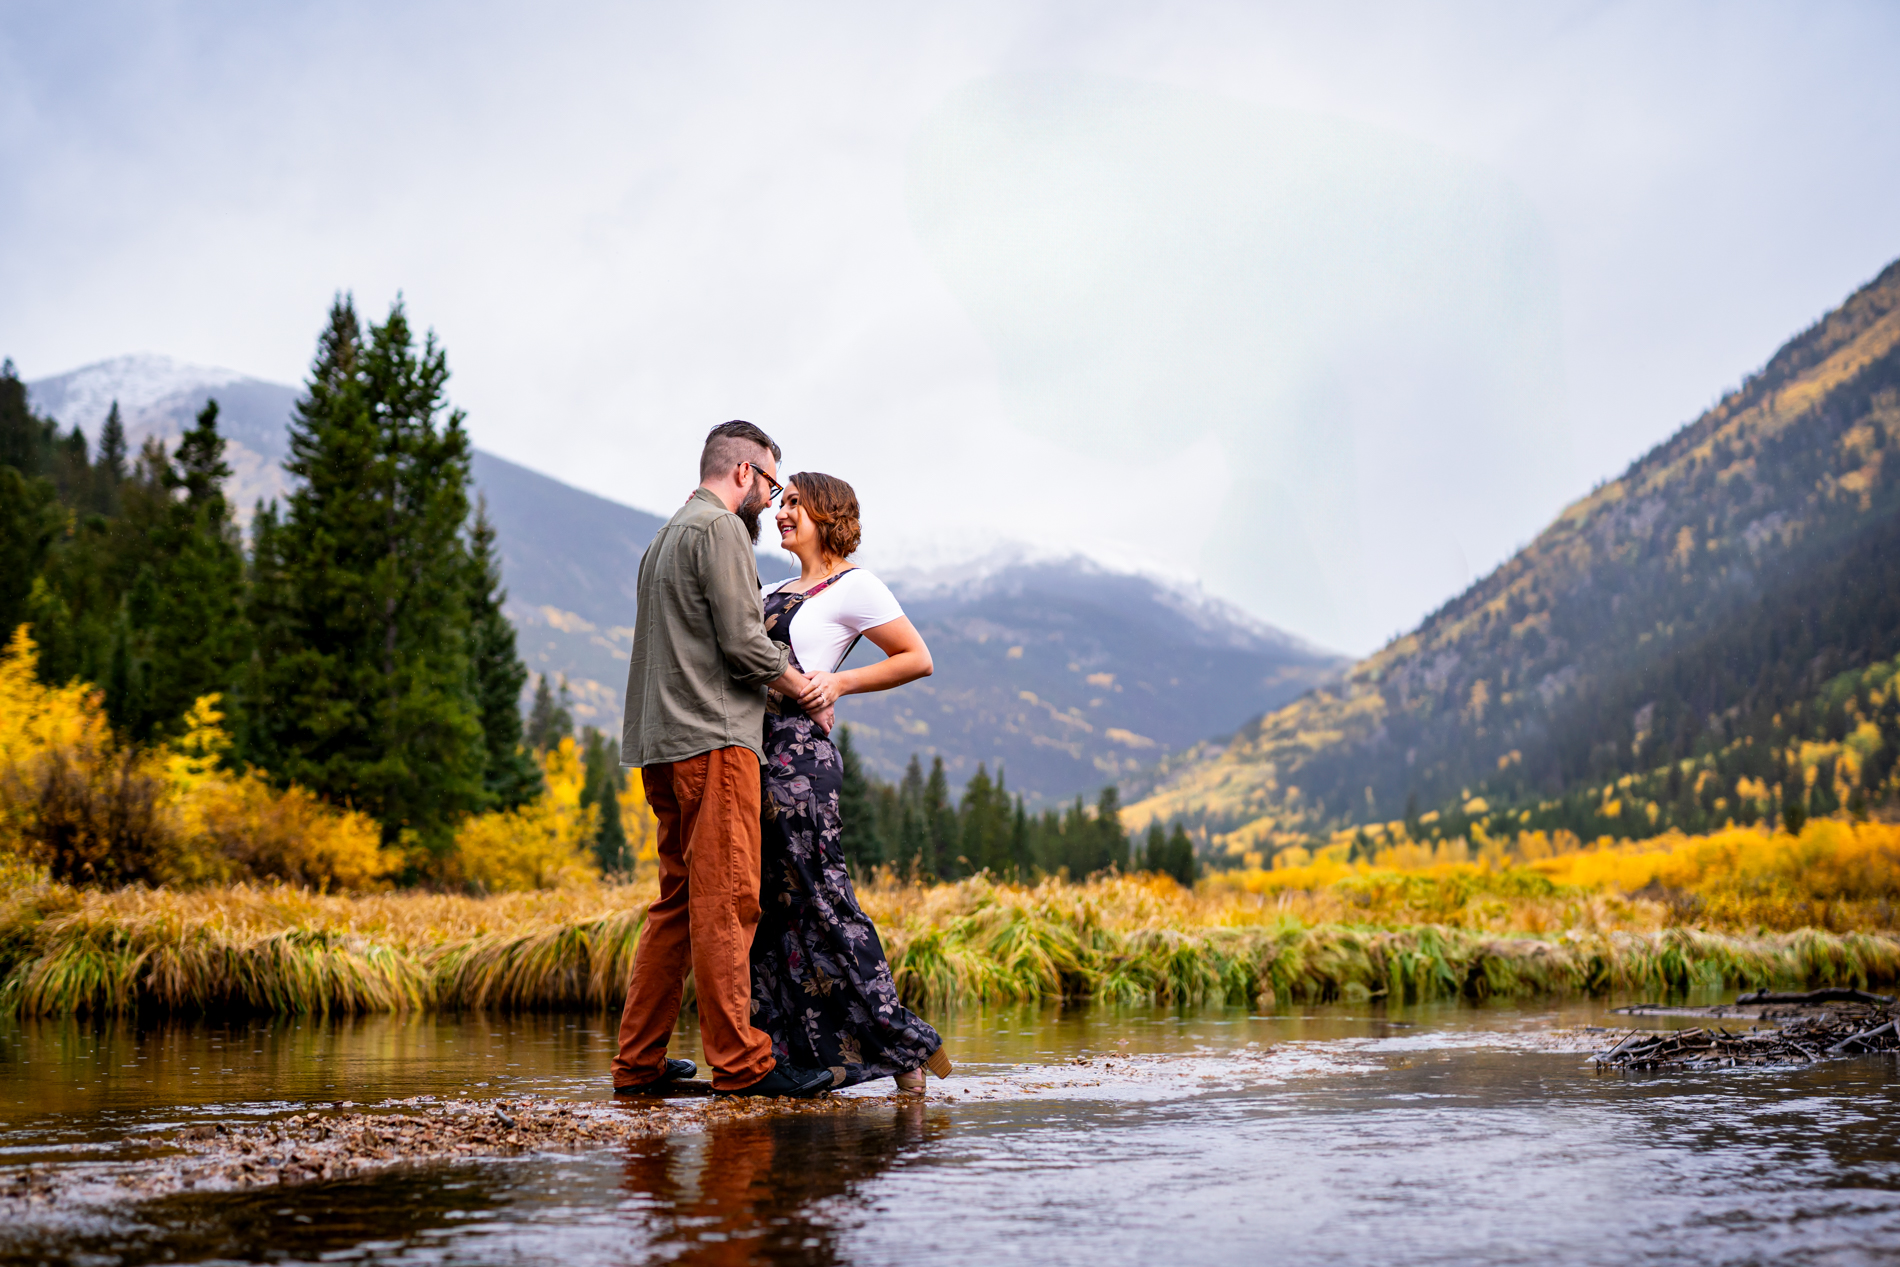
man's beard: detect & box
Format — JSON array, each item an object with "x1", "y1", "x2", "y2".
[{"x1": 737, "y1": 484, "x2": 767, "y2": 543}]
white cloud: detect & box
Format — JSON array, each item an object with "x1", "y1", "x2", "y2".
[{"x1": 1, "y1": 0, "x2": 1896, "y2": 652}]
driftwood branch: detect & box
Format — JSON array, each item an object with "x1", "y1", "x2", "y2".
[
  {"x1": 1595, "y1": 1003, "x2": 1899, "y2": 1070},
  {"x1": 1732, "y1": 988, "x2": 1895, "y2": 1006}
]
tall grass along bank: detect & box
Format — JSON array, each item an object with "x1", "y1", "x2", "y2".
[{"x1": 4, "y1": 820, "x2": 1898, "y2": 1017}]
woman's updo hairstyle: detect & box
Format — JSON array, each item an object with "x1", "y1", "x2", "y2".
[{"x1": 789, "y1": 471, "x2": 861, "y2": 560}]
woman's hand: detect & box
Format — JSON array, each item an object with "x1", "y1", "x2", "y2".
[{"x1": 798, "y1": 670, "x2": 847, "y2": 712}]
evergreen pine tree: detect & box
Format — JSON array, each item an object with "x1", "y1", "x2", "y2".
[
  {"x1": 1056, "y1": 796, "x2": 1088, "y2": 876},
  {"x1": 1164, "y1": 823, "x2": 1198, "y2": 887},
  {"x1": 989, "y1": 767, "x2": 1014, "y2": 875},
  {"x1": 1010, "y1": 797, "x2": 1032, "y2": 880},
  {"x1": 1093, "y1": 786, "x2": 1128, "y2": 874},
  {"x1": 1142, "y1": 822, "x2": 1166, "y2": 874},
  {"x1": 1809, "y1": 757, "x2": 1840, "y2": 819},
  {"x1": 118, "y1": 399, "x2": 249, "y2": 740},
  {"x1": 0, "y1": 466, "x2": 59, "y2": 637},
  {"x1": 837, "y1": 725, "x2": 881, "y2": 871},
  {"x1": 0, "y1": 360, "x2": 53, "y2": 477},
  {"x1": 959, "y1": 764, "x2": 999, "y2": 875},
  {"x1": 579, "y1": 727, "x2": 628, "y2": 873},
  {"x1": 526, "y1": 673, "x2": 575, "y2": 753},
  {"x1": 923, "y1": 755, "x2": 955, "y2": 879},
  {"x1": 30, "y1": 430, "x2": 155, "y2": 692},
  {"x1": 1780, "y1": 780, "x2": 1807, "y2": 835},
  {"x1": 93, "y1": 402, "x2": 127, "y2": 517},
  {"x1": 249, "y1": 295, "x2": 486, "y2": 855},
  {"x1": 51, "y1": 424, "x2": 93, "y2": 508},
  {"x1": 467, "y1": 497, "x2": 540, "y2": 807}
]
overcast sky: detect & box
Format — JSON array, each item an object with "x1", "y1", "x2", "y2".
[{"x1": 3, "y1": 1, "x2": 1896, "y2": 653}]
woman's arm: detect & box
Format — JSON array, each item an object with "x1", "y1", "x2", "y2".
[{"x1": 795, "y1": 616, "x2": 932, "y2": 711}]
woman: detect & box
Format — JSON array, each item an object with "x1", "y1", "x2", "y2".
[{"x1": 751, "y1": 471, "x2": 952, "y2": 1092}]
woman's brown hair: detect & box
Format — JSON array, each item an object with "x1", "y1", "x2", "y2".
[{"x1": 788, "y1": 471, "x2": 861, "y2": 560}]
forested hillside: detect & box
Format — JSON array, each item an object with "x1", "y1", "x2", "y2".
[{"x1": 1128, "y1": 258, "x2": 1900, "y2": 862}]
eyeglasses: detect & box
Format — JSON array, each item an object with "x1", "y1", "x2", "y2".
[{"x1": 745, "y1": 461, "x2": 785, "y2": 504}]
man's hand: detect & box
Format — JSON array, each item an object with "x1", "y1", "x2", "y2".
[
  {"x1": 769, "y1": 667, "x2": 812, "y2": 700},
  {"x1": 797, "y1": 671, "x2": 847, "y2": 712},
  {"x1": 812, "y1": 705, "x2": 836, "y2": 735}
]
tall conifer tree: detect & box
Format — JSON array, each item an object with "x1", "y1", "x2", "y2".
[
  {"x1": 468, "y1": 498, "x2": 540, "y2": 807},
  {"x1": 0, "y1": 360, "x2": 52, "y2": 477},
  {"x1": 837, "y1": 725, "x2": 881, "y2": 871},
  {"x1": 93, "y1": 402, "x2": 127, "y2": 516},
  {"x1": 1142, "y1": 822, "x2": 1166, "y2": 874},
  {"x1": 1164, "y1": 823, "x2": 1198, "y2": 887},
  {"x1": 0, "y1": 468, "x2": 59, "y2": 638},
  {"x1": 579, "y1": 727, "x2": 628, "y2": 873},
  {"x1": 250, "y1": 295, "x2": 486, "y2": 855},
  {"x1": 525, "y1": 673, "x2": 574, "y2": 753},
  {"x1": 1093, "y1": 786, "x2": 1128, "y2": 874},
  {"x1": 107, "y1": 400, "x2": 248, "y2": 740},
  {"x1": 923, "y1": 755, "x2": 955, "y2": 879}
]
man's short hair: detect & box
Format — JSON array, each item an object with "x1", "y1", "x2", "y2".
[{"x1": 700, "y1": 420, "x2": 781, "y2": 481}]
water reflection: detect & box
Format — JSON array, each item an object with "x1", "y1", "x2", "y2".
[
  {"x1": 620, "y1": 1102, "x2": 944, "y2": 1267},
  {"x1": 2, "y1": 1003, "x2": 1897, "y2": 1265}
]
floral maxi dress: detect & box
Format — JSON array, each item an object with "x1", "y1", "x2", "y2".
[{"x1": 749, "y1": 576, "x2": 943, "y2": 1087}]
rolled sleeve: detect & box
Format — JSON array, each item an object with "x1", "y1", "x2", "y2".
[{"x1": 699, "y1": 516, "x2": 791, "y2": 688}]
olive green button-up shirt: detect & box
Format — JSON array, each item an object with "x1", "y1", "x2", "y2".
[{"x1": 620, "y1": 487, "x2": 790, "y2": 768}]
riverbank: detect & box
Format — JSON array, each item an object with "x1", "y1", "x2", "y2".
[
  {"x1": 5, "y1": 860, "x2": 1899, "y2": 1016},
  {"x1": 2, "y1": 1093, "x2": 880, "y2": 1211}
]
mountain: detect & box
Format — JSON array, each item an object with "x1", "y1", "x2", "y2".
[
  {"x1": 25, "y1": 356, "x2": 1341, "y2": 805},
  {"x1": 467, "y1": 450, "x2": 667, "y2": 724},
  {"x1": 26, "y1": 355, "x2": 297, "y2": 528},
  {"x1": 1126, "y1": 257, "x2": 1900, "y2": 857},
  {"x1": 838, "y1": 557, "x2": 1343, "y2": 802}
]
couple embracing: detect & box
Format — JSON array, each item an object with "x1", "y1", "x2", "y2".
[{"x1": 609, "y1": 421, "x2": 951, "y2": 1099}]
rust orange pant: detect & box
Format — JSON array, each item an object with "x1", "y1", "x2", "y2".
[{"x1": 612, "y1": 746, "x2": 775, "y2": 1092}]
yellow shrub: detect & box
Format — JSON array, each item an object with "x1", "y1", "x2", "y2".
[
  {"x1": 0, "y1": 626, "x2": 176, "y2": 883},
  {"x1": 161, "y1": 697, "x2": 391, "y2": 891},
  {"x1": 1, "y1": 626, "x2": 392, "y2": 891},
  {"x1": 618, "y1": 771, "x2": 659, "y2": 870},
  {"x1": 1537, "y1": 821, "x2": 1900, "y2": 904},
  {"x1": 452, "y1": 737, "x2": 600, "y2": 892}
]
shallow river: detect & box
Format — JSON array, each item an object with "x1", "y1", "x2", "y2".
[{"x1": 3, "y1": 998, "x2": 1898, "y2": 1266}]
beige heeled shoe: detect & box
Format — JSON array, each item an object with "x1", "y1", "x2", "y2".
[{"x1": 895, "y1": 1046, "x2": 953, "y2": 1093}]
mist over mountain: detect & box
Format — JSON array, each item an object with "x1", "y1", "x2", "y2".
[
  {"x1": 25, "y1": 356, "x2": 1339, "y2": 805},
  {"x1": 1127, "y1": 256, "x2": 1900, "y2": 856}
]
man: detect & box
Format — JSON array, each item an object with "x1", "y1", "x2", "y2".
[{"x1": 611, "y1": 420, "x2": 835, "y2": 1099}]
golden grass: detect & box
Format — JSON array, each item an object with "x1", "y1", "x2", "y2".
[
  {"x1": 1224, "y1": 819, "x2": 1900, "y2": 934},
  {"x1": 5, "y1": 820, "x2": 1899, "y2": 1018}
]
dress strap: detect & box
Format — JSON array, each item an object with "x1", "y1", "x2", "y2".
[{"x1": 800, "y1": 567, "x2": 857, "y2": 599}]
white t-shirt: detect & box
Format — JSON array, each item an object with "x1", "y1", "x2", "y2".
[{"x1": 763, "y1": 569, "x2": 906, "y2": 673}]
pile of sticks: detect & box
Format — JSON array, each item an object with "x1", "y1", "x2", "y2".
[{"x1": 1594, "y1": 1000, "x2": 1899, "y2": 1070}]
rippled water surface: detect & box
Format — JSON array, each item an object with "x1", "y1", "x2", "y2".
[{"x1": 4, "y1": 999, "x2": 1899, "y2": 1265}]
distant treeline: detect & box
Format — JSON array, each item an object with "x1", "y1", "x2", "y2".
[
  {"x1": 0, "y1": 297, "x2": 547, "y2": 872},
  {"x1": 834, "y1": 732, "x2": 1197, "y2": 886}
]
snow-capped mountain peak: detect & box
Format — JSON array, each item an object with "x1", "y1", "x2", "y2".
[{"x1": 28, "y1": 354, "x2": 251, "y2": 437}]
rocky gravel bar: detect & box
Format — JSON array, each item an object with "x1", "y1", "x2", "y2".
[{"x1": 0, "y1": 1090, "x2": 892, "y2": 1213}]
